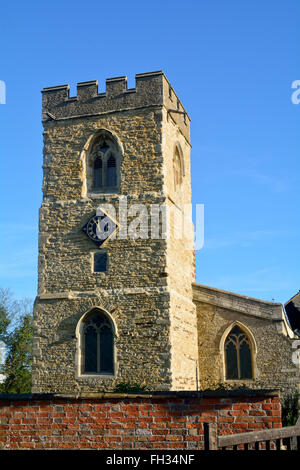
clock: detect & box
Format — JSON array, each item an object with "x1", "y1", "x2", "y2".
[{"x1": 82, "y1": 210, "x2": 117, "y2": 247}]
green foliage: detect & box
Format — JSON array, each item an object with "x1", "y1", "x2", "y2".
[
  {"x1": 0, "y1": 289, "x2": 33, "y2": 394},
  {"x1": 282, "y1": 391, "x2": 299, "y2": 427},
  {"x1": 113, "y1": 382, "x2": 148, "y2": 393}
]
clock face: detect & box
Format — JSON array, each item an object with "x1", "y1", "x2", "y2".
[{"x1": 82, "y1": 211, "x2": 117, "y2": 247}]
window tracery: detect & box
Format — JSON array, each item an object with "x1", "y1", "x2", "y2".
[{"x1": 224, "y1": 325, "x2": 253, "y2": 380}]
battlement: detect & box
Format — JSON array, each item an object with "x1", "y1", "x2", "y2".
[{"x1": 42, "y1": 71, "x2": 190, "y2": 141}]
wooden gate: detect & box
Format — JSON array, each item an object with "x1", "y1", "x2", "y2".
[{"x1": 204, "y1": 417, "x2": 300, "y2": 450}]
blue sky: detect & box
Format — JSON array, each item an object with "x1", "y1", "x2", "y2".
[{"x1": 0, "y1": 0, "x2": 299, "y2": 304}]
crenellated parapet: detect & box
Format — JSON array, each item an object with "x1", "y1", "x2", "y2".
[{"x1": 42, "y1": 71, "x2": 190, "y2": 142}]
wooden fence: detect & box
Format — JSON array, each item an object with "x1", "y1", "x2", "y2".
[{"x1": 204, "y1": 417, "x2": 300, "y2": 450}]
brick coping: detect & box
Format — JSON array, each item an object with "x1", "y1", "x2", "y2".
[{"x1": 0, "y1": 388, "x2": 280, "y2": 400}]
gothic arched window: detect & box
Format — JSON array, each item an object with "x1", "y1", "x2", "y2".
[
  {"x1": 173, "y1": 147, "x2": 182, "y2": 190},
  {"x1": 224, "y1": 325, "x2": 253, "y2": 380},
  {"x1": 82, "y1": 310, "x2": 114, "y2": 374},
  {"x1": 88, "y1": 131, "x2": 121, "y2": 194}
]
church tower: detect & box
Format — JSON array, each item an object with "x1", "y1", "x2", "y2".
[{"x1": 32, "y1": 71, "x2": 198, "y2": 393}]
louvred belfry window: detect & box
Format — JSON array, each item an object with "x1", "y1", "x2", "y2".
[
  {"x1": 106, "y1": 155, "x2": 116, "y2": 187},
  {"x1": 93, "y1": 156, "x2": 102, "y2": 189},
  {"x1": 89, "y1": 133, "x2": 121, "y2": 193},
  {"x1": 225, "y1": 325, "x2": 253, "y2": 380}
]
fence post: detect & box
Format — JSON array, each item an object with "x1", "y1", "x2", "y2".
[{"x1": 204, "y1": 422, "x2": 218, "y2": 450}]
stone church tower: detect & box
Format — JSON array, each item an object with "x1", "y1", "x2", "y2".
[{"x1": 32, "y1": 71, "x2": 199, "y2": 393}]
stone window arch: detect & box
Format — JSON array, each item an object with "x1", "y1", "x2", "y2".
[
  {"x1": 77, "y1": 308, "x2": 116, "y2": 376},
  {"x1": 86, "y1": 130, "x2": 122, "y2": 194},
  {"x1": 222, "y1": 323, "x2": 255, "y2": 380}
]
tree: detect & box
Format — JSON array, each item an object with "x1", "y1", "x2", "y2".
[
  {"x1": 0, "y1": 288, "x2": 33, "y2": 394},
  {"x1": 282, "y1": 391, "x2": 300, "y2": 427}
]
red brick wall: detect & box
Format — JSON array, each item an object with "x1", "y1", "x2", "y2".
[{"x1": 0, "y1": 392, "x2": 281, "y2": 450}]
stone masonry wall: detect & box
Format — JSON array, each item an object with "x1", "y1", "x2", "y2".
[
  {"x1": 193, "y1": 285, "x2": 300, "y2": 398},
  {"x1": 33, "y1": 109, "x2": 174, "y2": 393},
  {"x1": 162, "y1": 95, "x2": 197, "y2": 390},
  {"x1": 0, "y1": 391, "x2": 281, "y2": 450}
]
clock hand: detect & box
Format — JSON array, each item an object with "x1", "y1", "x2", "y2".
[{"x1": 96, "y1": 219, "x2": 102, "y2": 238}]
